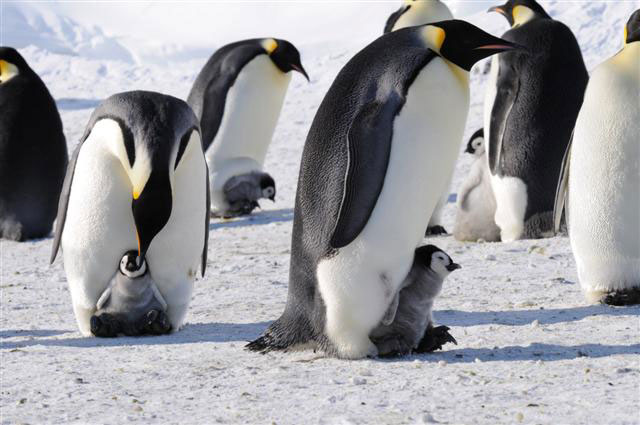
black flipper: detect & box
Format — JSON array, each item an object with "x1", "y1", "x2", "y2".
[
  {"x1": 329, "y1": 99, "x2": 400, "y2": 249},
  {"x1": 488, "y1": 54, "x2": 520, "y2": 175},
  {"x1": 553, "y1": 132, "x2": 573, "y2": 235},
  {"x1": 384, "y1": 5, "x2": 410, "y2": 34},
  {"x1": 202, "y1": 163, "x2": 211, "y2": 277},
  {"x1": 50, "y1": 142, "x2": 83, "y2": 264}
]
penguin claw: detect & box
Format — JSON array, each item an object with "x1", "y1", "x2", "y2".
[
  {"x1": 415, "y1": 325, "x2": 457, "y2": 353},
  {"x1": 425, "y1": 225, "x2": 448, "y2": 236},
  {"x1": 90, "y1": 314, "x2": 121, "y2": 338},
  {"x1": 602, "y1": 288, "x2": 640, "y2": 306}
]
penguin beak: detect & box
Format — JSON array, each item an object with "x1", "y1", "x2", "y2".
[
  {"x1": 269, "y1": 194, "x2": 276, "y2": 202},
  {"x1": 446, "y1": 263, "x2": 462, "y2": 272},
  {"x1": 488, "y1": 6, "x2": 507, "y2": 16},
  {"x1": 290, "y1": 64, "x2": 310, "y2": 81},
  {"x1": 465, "y1": 145, "x2": 475, "y2": 154}
]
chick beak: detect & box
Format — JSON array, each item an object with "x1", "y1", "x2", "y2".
[{"x1": 447, "y1": 263, "x2": 462, "y2": 272}]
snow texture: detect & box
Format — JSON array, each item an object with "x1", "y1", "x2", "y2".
[{"x1": 1, "y1": 1, "x2": 639, "y2": 424}]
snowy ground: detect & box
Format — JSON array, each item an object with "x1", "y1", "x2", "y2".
[{"x1": 1, "y1": 1, "x2": 639, "y2": 424}]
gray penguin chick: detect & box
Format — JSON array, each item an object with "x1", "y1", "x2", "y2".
[
  {"x1": 90, "y1": 251, "x2": 171, "y2": 337},
  {"x1": 217, "y1": 171, "x2": 276, "y2": 218},
  {"x1": 370, "y1": 245, "x2": 460, "y2": 357}
]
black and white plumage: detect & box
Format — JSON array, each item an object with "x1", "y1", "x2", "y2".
[
  {"x1": 50, "y1": 91, "x2": 210, "y2": 336},
  {"x1": 384, "y1": 0, "x2": 453, "y2": 34},
  {"x1": 187, "y1": 38, "x2": 307, "y2": 217},
  {"x1": 220, "y1": 171, "x2": 275, "y2": 218},
  {"x1": 0, "y1": 47, "x2": 68, "y2": 241},
  {"x1": 247, "y1": 21, "x2": 519, "y2": 359},
  {"x1": 485, "y1": 0, "x2": 588, "y2": 241}
]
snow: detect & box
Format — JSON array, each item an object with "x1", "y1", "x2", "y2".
[{"x1": 1, "y1": 1, "x2": 639, "y2": 424}]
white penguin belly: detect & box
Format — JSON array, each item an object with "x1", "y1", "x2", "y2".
[
  {"x1": 207, "y1": 55, "x2": 291, "y2": 211},
  {"x1": 317, "y1": 58, "x2": 469, "y2": 359},
  {"x1": 568, "y1": 58, "x2": 640, "y2": 297}
]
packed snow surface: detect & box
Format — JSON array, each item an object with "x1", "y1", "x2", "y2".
[{"x1": 1, "y1": 1, "x2": 639, "y2": 424}]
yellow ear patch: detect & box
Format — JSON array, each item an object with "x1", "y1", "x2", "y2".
[
  {"x1": 261, "y1": 39, "x2": 278, "y2": 55},
  {"x1": 133, "y1": 190, "x2": 140, "y2": 200},
  {"x1": 0, "y1": 60, "x2": 19, "y2": 83},
  {"x1": 422, "y1": 26, "x2": 446, "y2": 52},
  {"x1": 512, "y1": 5, "x2": 535, "y2": 27}
]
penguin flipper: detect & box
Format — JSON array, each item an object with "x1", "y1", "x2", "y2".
[
  {"x1": 488, "y1": 55, "x2": 520, "y2": 175},
  {"x1": 553, "y1": 132, "x2": 573, "y2": 235},
  {"x1": 202, "y1": 163, "x2": 211, "y2": 277},
  {"x1": 330, "y1": 99, "x2": 399, "y2": 249},
  {"x1": 50, "y1": 142, "x2": 83, "y2": 264},
  {"x1": 384, "y1": 5, "x2": 409, "y2": 34}
]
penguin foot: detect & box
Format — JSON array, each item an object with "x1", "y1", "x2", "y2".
[
  {"x1": 425, "y1": 226, "x2": 448, "y2": 236},
  {"x1": 90, "y1": 313, "x2": 121, "y2": 338},
  {"x1": 415, "y1": 326, "x2": 457, "y2": 353},
  {"x1": 602, "y1": 288, "x2": 640, "y2": 306},
  {"x1": 129, "y1": 309, "x2": 172, "y2": 336},
  {"x1": 372, "y1": 335, "x2": 414, "y2": 358}
]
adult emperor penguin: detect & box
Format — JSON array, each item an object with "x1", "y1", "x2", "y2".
[
  {"x1": 453, "y1": 129, "x2": 501, "y2": 242},
  {"x1": 485, "y1": 0, "x2": 588, "y2": 241},
  {"x1": 247, "y1": 21, "x2": 519, "y2": 359},
  {"x1": 554, "y1": 10, "x2": 640, "y2": 306},
  {"x1": 187, "y1": 38, "x2": 308, "y2": 218},
  {"x1": 384, "y1": 1, "x2": 455, "y2": 235},
  {"x1": 50, "y1": 91, "x2": 210, "y2": 336},
  {"x1": 0, "y1": 47, "x2": 68, "y2": 241}
]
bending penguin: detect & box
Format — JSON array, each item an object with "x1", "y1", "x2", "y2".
[
  {"x1": 247, "y1": 21, "x2": 519, "y2": 359},
  {"x1": 50, "y1": 91, "x2": 210, "y2": 336},
  {"x1": 453, "y1": 129, "x2": 500, "y2": 242},
  {"x1": 187, "y1": 38, "x2": 308, "y2": 218},
  {"x1": 555, "y1": 10, "x2": 640, "y2": 306},
  {"x1": 384, "y1": 1, "x2": 455, "y2": 235},
  {"x1": 0, "y1": 47, "x2": 68, "y2": 241},
  {"x1": 485, "y1": 0, "x2": 588, "y2": 241}
]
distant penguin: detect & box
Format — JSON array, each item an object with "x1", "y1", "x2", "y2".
[
  {"x1": 453, "y1": 129, "x2": 501, "y2": 242},
  {"x1": 370, "y1": 244, "x2": 459, "y2": 357},
  {"x1": 187, "y1": 38, "x2": 308, "y2": 218},
  {"x1": 247, "y1": 21, "x2": 519, "y2": 359},
  {"x1": 0, "y1": 47, "x2": 68, "y2": 241},
  {"x1": 50, "y1": 91, "x2": 210, "y2": 336},
  {"x1": 555, "y1": 10, "x2": 640, "y2": 306},
  {"x1": 485, "y1": 0, "x2": 588, "y2": 241},
  {"x1": 384, "y1": 0, "x2": 453, "y2": 33}
]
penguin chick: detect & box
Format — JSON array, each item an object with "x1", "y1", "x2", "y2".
[
  {"x1": 90, "y1": 251, "x2": 171, "y2": 337},
  {"x1": 370, "y1": 245, "x2": 460, "y2": 357},
  {"x1": 453, "y1": 129, "x2": 501, "y2": 242},
  {"x1": 216, "y1": 171, "x2": 276, "y2": 218}
]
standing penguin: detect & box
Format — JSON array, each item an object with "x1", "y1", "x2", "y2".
[
  {"x1": 453, "y1": 129, "x2": 501, "y2": 242},
  {"x1": 247, "y1": 21, "x2": 519, "y2": 359},
  {"x1": 0, "y1": 47, "x2": 68, "y2": 241},
  {"x1": 50, "y1": 91, "x2": 210, "y2": 336},
  {"x1": 485, "y1": 0, "x2": 588, "y2": 241},
  {"x1": 555, "y1": 10, "x2": 640, "y2": 306},
  {"x1": 384, "y1": 1, "x2": 455, "y2": 235},
  {"x1": 187, "y1": 38, "x2": 308, "y2": 218}
]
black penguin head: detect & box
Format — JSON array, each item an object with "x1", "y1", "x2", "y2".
[
  {"x1": 488, "y1": 0, "x2": 550, "y2": 27},
  {"x1": 263, "y1": 38, "x2": 309, "y2": 81},
  {"x1": 0, "y1": 46, "x2": 29, "y2": 84},
  {"x1": 119, "y1": 250, "x2": 148, "y2": 278},
  {"x1": 260, "y1": 174, "x2": 276, "y2": 201},
  {"x1": 82, "y1": 91, "x2": 201, "y2": 264},
  {"x1": 626, "y1": 9, "x2": 640, "y2": 44},
  {"x1": 465, "y1": 128, "x2": 485, "y2": 155},
  {"x1": 425, "y1": 20, "x2": 523, "y2": 71},
  {"x1": 415, "y1": 245, "x2": 461, "y2": 277}
]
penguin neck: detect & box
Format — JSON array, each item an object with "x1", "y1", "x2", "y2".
[
  {"x1": 443, "y1": 59, "x2": 469, "y2": 89},
  {"x1": 511, "y1": 6, "x2": 541, "y2": 28},
  {"x1": 612, "y1": 42, "x2": 640, "y2": 72}
]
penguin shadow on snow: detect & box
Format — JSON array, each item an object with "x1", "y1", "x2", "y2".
[
  {"x1": 55, "y1": 98, "x2": 101, "y2": 111},
  {"x1": 209, "y1": 208, "x2": 293, "y2": 230},
  {"x1": 0, "y1": 321, "x2": 271, "y2": 350}
]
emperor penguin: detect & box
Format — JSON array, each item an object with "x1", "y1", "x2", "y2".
[
  {"x1": 50, "y1": 91, "x2": 210, "y2": 336},
  {"x1": 453, "y1": 129, "x2": 501, "y2": 242},
  {"x1": 485, "y1": 0, "x2": 588, "y2": 241},
  {"x1": 247, "y1": 21, "x2": 520, "y2": 359},
  {"x1": 554, "y1": 10, "x2": 640, "y2": 306},
  {"x1": 187, "y1": 38, "x2": 308, "y2": 218},
  {"x1": 383, "y1": 1, "x2": 455, "y2": 235},
  {"x1": 0, "y1": 47, "x2": 68, "y2": 241}
]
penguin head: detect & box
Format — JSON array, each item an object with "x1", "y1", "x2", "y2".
[
  {"x1": 82, "y1": 91, "x2": 201, "y2": 264},
  {"x1": 261, "y1": 38, "x2": 309, "y2": 81},
  {"x1": 0, "y1": 47, "x2": 28, "y2": 84},
  {"x1": 415, "y1": 245, "x2": 461, "y2": 278},
  {"x1": 260, "y1": 174, "x2": 276, "y2": 202},
  {"x1": 488, "y1": 0, "x2": 550, "y2": 27},
  {"x1": 119, "y1": 250, "x2": 147, "y2": 278},
  {"x1": 423, "y1": 20, "x2": 522, "y2": 72},
  {"x1": 625, "y1": 9, "x2": 640, "y2": 45},
  {"x1": 465, "y1": 128, "x2": 485, "y2": 156}
]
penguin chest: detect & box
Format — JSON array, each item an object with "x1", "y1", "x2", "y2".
[
  {"x1": 207, "y1": 55, "x2": 291, "y2": 168},
  {"x1": 393, "y1": 5, "x2": 453, "y2": 31}
]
